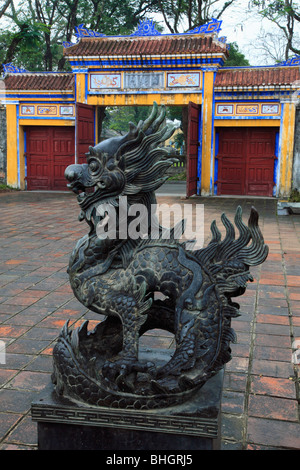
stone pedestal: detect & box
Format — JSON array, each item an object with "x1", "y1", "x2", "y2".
[{"x1": 31, "y1": 368, "x2": 224, "y2": 451}]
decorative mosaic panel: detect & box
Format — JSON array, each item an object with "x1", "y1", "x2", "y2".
[
  {"x1": 167, "y1": 73, "x2": 200, "y2": 88},
  {"x1": 236, "y1": 104, "x2": 259, "y2": 115},
  {"x1": 37, "y1": 106, "x2": 57, "y2": 116},
  {"x1": 216, "y1": 104, "x2": 234, "y2": 115},
  {"x1": 60, "y1": 105, "x2": 74, "y2": 116},
  {"x1": 90, "y1": 74, "x2": 121, "y2": 89},
  {"x1": 19, "y1": 104, "x2": 75, "y2": 119},
  {"x1": 20, "y1": 105, "x2": 35, "y2": 115},
  {"x1": 261, "y1": 104, "x2": 280, "y2": 114},
  {"x1": 215, "y1": 102, "x2": 281, "y2": 117},
  {"x1": 124, "y1": 72, "x2": 164, "y2": 89}
]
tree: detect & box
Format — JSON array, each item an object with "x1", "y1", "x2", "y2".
[
  {"x1": 150, "y1": 0, "x2": 238, "y2": 33},
  {"x1": 0, "y1": 0, "x2": 158, "y2": 72},
  {"x1": 0, "y1": 20, "x2": 48, "y2": 73},
  {"x1": 102, "y1": 106, "x2": 151, "y2": 136},
  {"x1": 0, "y1": 0, "x2": 12, "y2": 19},
  {"x1": 255, "y1": 29, "x2": 290, "y2": 63},
  {"x1": 225, "y1": 42, "x2": 250, "y2": 66},
  {"x1": 250, "y1": 0, "x2": 300, "y2": 58}
]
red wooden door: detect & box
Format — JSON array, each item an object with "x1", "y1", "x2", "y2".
[
  {"x1": 76, "y1": 103, "x2": 95, "y2": 164},
  {"x1": 246, "y1": 128, "x2": 276, "y2": 196},
  {"x1": 26, "y1": 126, "x2": 75, "y2": 191},
  {"x1": 217, "y1": 127, "x2": 276, "y2": 196},
  {"x1": 217, "y1": 128, "x2": 245, "y2": 195},
  {"x1": 52, "y1": 128, "x2": 76, "y2": 190},
  {"x1": 186, "y1": 102, "x2": 200, "y2": 197}
]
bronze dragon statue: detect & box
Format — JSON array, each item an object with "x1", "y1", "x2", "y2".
[{"x1": 52, "y1": 102, "x2": 268, "y2": 409}]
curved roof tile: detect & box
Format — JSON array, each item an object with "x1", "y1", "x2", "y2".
[
  {"x1": 63, "y1": 34, "x2": 228, "y2": 57},
  {"x1": 215, "y1": 66, "x2": 300, "y2": 87},
  {"x1": 4, "y1": 73, "x2": 75, "y2": 91}
]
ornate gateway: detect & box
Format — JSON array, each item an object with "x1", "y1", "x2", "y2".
[{"x1": 52, "y1": 103, "x2": 268, "y2": 409}]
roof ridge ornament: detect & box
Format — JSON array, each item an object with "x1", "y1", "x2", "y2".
[
  {"x1": 75, "y1": 24, "x2": 106, "y2": 39},
  {"x1": 130, "y1": 19, "x2": 161, "y2": 37},
  {"x1": 2, "y1": 63, "x2": 28, "y2": 74},
  {"x1": 275, "y1": 55, "x2": 300, "y2": 66},
  {"x1": 185, "y1": 18, "x2": 222, "y2": 35}
]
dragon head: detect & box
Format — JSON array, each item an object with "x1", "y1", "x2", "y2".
[{"x1": 65, "y1": 102, "x2": 178, "y2": 228}]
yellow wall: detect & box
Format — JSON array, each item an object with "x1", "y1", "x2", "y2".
[
  {"x1": 6, "y1": 104, "x2": 18, "y2": 188},
  {"x1": 200, "y1": 72, "x2": 214, "y2": 196},
  {"x1": 87, "y1": 93, "x2": 202, "y2": 107},
  {"x1": 214, "y1": 119, "x2": 280, "y2": 127},
  {"x1": 278, "y1": 102, "x2": 296, "y2": 197},
  {"x1": 76, "y1": 73, "x2": 86, "y2": 104}
]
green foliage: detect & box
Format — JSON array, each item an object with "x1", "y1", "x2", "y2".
[
  {"x1": 168, "y1": 171, "x2": 186, "y2": 181},
  {"x1": 225, "y1": 42, "x2": 250, "y2": 66},
  {"x1": 102, "y1": 106, "x2": 152, "y2": 135},
  {"x1": 289, "y1": 188, "x2": 300, "y2": 202}
]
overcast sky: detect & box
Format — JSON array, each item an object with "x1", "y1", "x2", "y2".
[
  {"x1": 2, "y1": 0, "x2": 299, "y2": 67},
  {"x1": 219, "y1": 0, "x2": 283, "y2": 66},
  {"x1": 154, "y1": 0, "x2": 298, "y2": 66}
]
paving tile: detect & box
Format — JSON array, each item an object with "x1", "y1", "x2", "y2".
[
  {"x1": 248, "y1": 394, "x2": 298, "y2": 421},
  {"x1": 4, "y1": 370, "x2": 51, "y2": 392},
  {"x1": 6, "y1": 338, "x2": 52, "y2": 355},
  {"x1": 0, "y1": 389, "x2": 40, "y2": 414},
  {"x1": 223, "y1": 372, "x2": 248, "y2": 392},
  {"x1": 253, "y1": 345, "x2": 293, "y2": 362},
  {"x1": 24, "y1": 355, "x2": 53, "y2": 373},
  {"x1": 221, "y1": 414, "x2": 244, "y2": 442},
  {"x1": 0, "y1": 325, "x2": 30, "y2": 338},
  {"x1": 247, "y1": 417, "x2": 300, "y2": 449},
  {"x1": 251, "y1": 359, "x2": 295, "y2": 378},
  {"x1": 221, "y1": 391, "x2": 245, "y2": 414},
  {"x1": 0, "y1": 412, "x2": 22, "y2": 440},
  {"x1": 255, "y1": 334, "x2": 291, "y2": 348},
  {"x1": 3, "y1": 416, "x2": 38, "y2": 446},
  {"x1": 250, "y1": 375, "x2": 296, "y2": 399}
]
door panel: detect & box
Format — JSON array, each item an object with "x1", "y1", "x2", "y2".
[
  {"x1": 52, "y1": 128, "x2": 75, "y2": 190},
  {"x1": 217, "y1": 127, "x2": 276, "y2": 196},
  {"x1": 217, "y1": 128, "x2": 246, "y2": 195},
  {"x1": 26, "y1": 126, "x2": 75, "y2": 190},
  {"x1": 76, "y1": 103, "x2": 95, "y2": 164},
  {"x1": 186, "y1": 102, "x2": 200, "y2": 197},
  {"x1": 26, "y1": 128, "x2": 52, "y2": 190},
  {"x1": 246, "y1": 128, "x2": 276, "y2": 196}
]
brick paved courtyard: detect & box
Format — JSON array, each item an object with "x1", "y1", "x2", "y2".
[{"x1": 0, "y1": 191, "x2": 299, "y2": 450}]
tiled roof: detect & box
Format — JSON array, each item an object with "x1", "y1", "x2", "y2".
[
  {"x1": 215, "y1": 66, "x2": 300, "y2": 88},
  {"x1": 3, "y1": 73, "x2": 75, "y2": 90},
  {"x1": 63, "y1": 34, "x2": 229, "y2": 57}
]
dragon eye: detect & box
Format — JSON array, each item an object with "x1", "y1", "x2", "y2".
[{"x1": 89, "y1": 160, "x2": 100, "y2": 173}]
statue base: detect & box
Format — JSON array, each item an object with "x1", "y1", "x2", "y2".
[{"x1": 31, "y1": 352, "x2": 224, "y2": 451}]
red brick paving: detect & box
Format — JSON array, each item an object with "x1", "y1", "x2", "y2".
[{"x1": 0, "y1": 192, "x2": 299, "y2": 450}]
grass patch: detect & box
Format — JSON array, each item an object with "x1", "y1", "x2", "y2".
[
  {"x1": 288, "y1": 189, "x2": 300, "y2": 202},
  {"x1": 0, "y1": 183, "x2": 19, "y2": 192},
  {"x1": 168, "y1": 171, "x2": 186, "y2": 181}
]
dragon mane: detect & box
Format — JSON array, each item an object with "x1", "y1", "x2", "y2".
[{"x1": 87, "y1": 102, "x2": 178, "y2": 204}]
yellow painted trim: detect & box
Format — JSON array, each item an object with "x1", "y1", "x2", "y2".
[
  {"x1": 200, "y1": 72, "x2": 214, "y2": 195},
  {"x1": 214, "y1": 119, "x2": 280, "y2": 127},
  {"x1": 19, "y1": 126, "x2": 25, "y2": 190},
  {"x1": 87, "y1": 93, "x2": 202, "y2": 107},
  {"x1": 279, "y1": 102, "x2": 296, "y2": 197},
  {"x1": 19, "y1": 119, "x2": 75, "y2": 126},
  {"x1": 6, "y1": 104, "x2": 18, "y2": 188},
  {"x1": 76, "y1": 73, "x2": 86, "y2": 104}
]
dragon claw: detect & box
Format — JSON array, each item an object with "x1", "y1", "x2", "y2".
[{"x1": 102, "y1": 355, "x2": 156, "y2": 385}]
